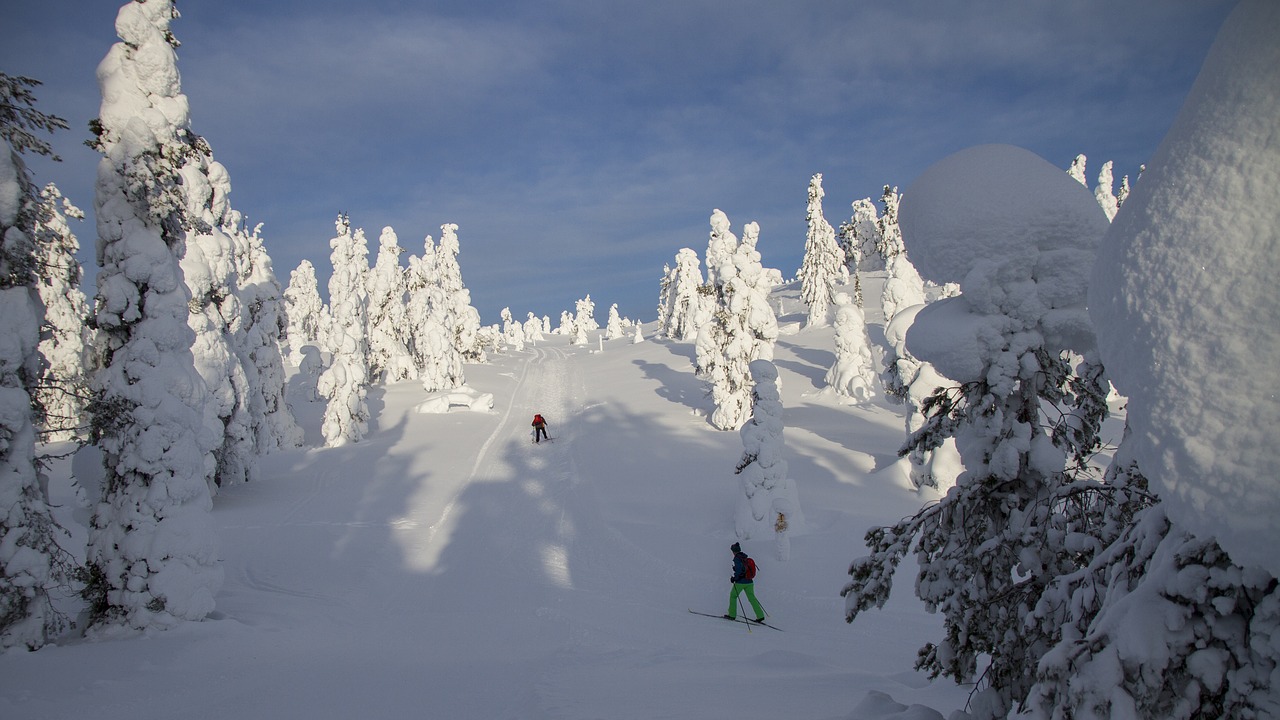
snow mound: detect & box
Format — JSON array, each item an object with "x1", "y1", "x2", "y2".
[
  {"x1": 1089, "y1": 0, "x2": 1280, "y2": 575},
  {"x1": 414, "y1": 386, "x2": 495, "y2": 414}
]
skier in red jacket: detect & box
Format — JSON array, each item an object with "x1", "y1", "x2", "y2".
[{"x1": 531, "y1": 413, "x2": 549, "y2": 443}]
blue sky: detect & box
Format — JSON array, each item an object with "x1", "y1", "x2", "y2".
[{"x1": 2, "y1": 1, "x2": 1236, "y2": 324}]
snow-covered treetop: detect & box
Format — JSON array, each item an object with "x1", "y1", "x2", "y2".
[
  {"x1": 1090, "y1": 0, "x2": 1280, "y2": 575},
  {"x1": 901, "y1": 145, "x2": 1105, "y2": 287},
  {"x1": 900, "y1": 144, "x2": 1109, "y2": 384},
  {"x1": 705, "y1": 209, "x2": 737, "y2": 288},
  {"x1": 97, "y1": 0, "x2": 187, "y2": 158}
]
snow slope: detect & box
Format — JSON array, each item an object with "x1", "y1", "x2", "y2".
[{"x1": 2, "y1": 281, "x2": 972, "y2": 720}]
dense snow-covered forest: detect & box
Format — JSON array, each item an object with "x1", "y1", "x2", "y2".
[{"x1": 1, "y1": 1, "x2": 1276, "y2": 718}]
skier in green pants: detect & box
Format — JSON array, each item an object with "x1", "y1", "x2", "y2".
[{"x1": 724, "y1": 542, "x2": 766, "y2": 623}]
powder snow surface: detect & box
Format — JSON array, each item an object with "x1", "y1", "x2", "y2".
[{"x1": 1090, "y1": 0, "x2": 1280, "y2": 576}]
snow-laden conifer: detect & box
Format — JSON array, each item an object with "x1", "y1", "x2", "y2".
[
  {"x1": 179, "y1": 135, "x2": 255, "y2": 490},
  {"x1": 823, "y1": 293, "x2": 876, "y2": 403},
  {"x1": 555, "y1": 310, "x2": 572, "y2": 336},
  {"x1": 404, "y1": 233, "x2": 461, "y2": 392},
  {"x1": 661, "y1": 248, "x2": 705, "y2": 341},
  {"x1": 570, "y1": 295, "x2": 597, "y2": 346},
  {"x1": 874, "y1": 185, "x2": 904, "y2": 264},
  {"x1": 83, "y1": 0, "x2": 222, "y2": 632},
  {"x1": 317, "y1": 216, "x2": 370, "y2": 446},
  {"x1": 704, "y1": 209, "x2": 737, "y2": 290},
  {"x1": 435, "y1": 223, "x2": 483, "y2": 362},
  {"x1": 0, "y1": 73, "x2": 77, "y2": 651},
  {"x1": 838, "y1": 197, "x2": 880, "y2": 303},
  {"x1": 501, "y1": 307, "x2": 525, "y2": 351},
  {"x1": 734, "y1": 360, "x2": 803, "y2": 560},
  {"x1": 879, "y1": 253, "x2": 926, "y2": 330},
  {"x1": 696, "y1": 219, "x2": 778, "y2": 430},
  {"x1": 523, "y1": 312, "x2": 544, "y2": 344},
  {"x1": 604, "y1": 303, "x2": 623, "y2": 340},
  {"x1": 234, "y1": 222, "x2": 302, "y2": 453},
  {"x1": 1094, "y1": 160, "x2": 1119, "y2": 222},
  {"x1": 283, "y1": 259, "x2": 327, "y2": 367},
  {"x1": 1067, "y1": 153, "x2": 1087, "y2": 186},
  {"x1": 881, "y1": 305, "x2": 960, "y2": 492},
  {"x1": 31, "y1": 183, "x2": 91, "y2": 441},
  {"x1": 799, "y1": 174, "x2": 845, "y2": 327},
  {"x1": 1022, "y1": 9, "x2": 1280, "y2": 712},
  {"x1": 1116, "y1": 171, "x2": 1132, "y2": 208},
  {"x1": 366, "y1": 227, "x2": 416, "y2": 382},
  {"x1": 656, "y1": 262, "x2": 674, "y2": 332},
  {"x1": 842, "y1": 145, "x2": 1113, "y2": 716}
]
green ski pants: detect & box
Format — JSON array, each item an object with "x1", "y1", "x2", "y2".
[{"x1": 727, "y1": 583, "x2": 765, "y2": 619}]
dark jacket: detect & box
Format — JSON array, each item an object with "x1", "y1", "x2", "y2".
[{"x1": 731, "y1": 551, "x2": 753, "y2": 584}]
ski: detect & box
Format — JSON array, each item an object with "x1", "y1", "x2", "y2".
[{"x1": 688, "y1": 609, "x2": 781, "y2": 631}]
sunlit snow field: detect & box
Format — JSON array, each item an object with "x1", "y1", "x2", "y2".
[{"x1": 4, "y1": 279, "x2": 1129, "y2": 720}]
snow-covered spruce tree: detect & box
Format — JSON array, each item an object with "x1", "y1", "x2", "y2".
[
  {"x1": 604, "y1": 303, "x2": 623, "y2": 340},
  {"x1": 0, "y1": 72, "x2": 77, "y2": 651},
  {"x1": 556, "y1": 310, "x2": 572, "y2": 335},
  {"x1": 1116, "y1": 171, "x2": 1133, "y2": 209},
  {"x1": 179, "y1": 125, "x2": 255, "y2": 490},
  {"x1": 317, "y1": 215, "x2": 371, "y2": 446},
  {"x1": 880, "y1": 253, "x2": 926, "y2": 331},
  {"x1": 839, "y1": 196, "x2": 881, "y2": 304},
  {"x1": 841, "y1": 145, "x2": 1114, "y2": 718},
  {"x1": 435, "y1": 223, "x2": 483, "y2": 362},
  {"x1": 874, "y1": 184, "x2": 904, "y2": 265},
  {"x1": 823, "y1": 292, "x2": 876, "y2": 403},
  {"x1": 282, "y1": 259, "x2": 327, "y2": 367},
  {"x1": 366, "y1": 226, "x2": 416, "y2": 382},
  {"x1": 500, "y1": 307, "x2": 525, "y2": 351},
  {"x1": 734, "y1": 360, "x2": 803, "y2": 560},
  {"x1": 31, "y1": 183, "x2": 91, "y2": 442},
  {"x1": 799, "y1": 173, "x2": 846, "y2": 327},
  {"x1": 83, "y1": 0, "x2": 222, "y2": 632},
  {"x1": 475, "y1": 324, "x2": 504, "y2": 357},
  {"x1": 234, "y1": 221, "x2": 301, "y2": 453},
  {"x1": 837, "y1": 197, "x2": 875, "y2": 276},
  {"x1": 1067, "y1": 153, "x2": 1087, "y2": 186},
  {"x1": 1091, "y1": 1, "x2": 1279, "y2": 577},
  {"x1": 404, "y1": 233, "x2": 460, "y2": 392},
  {"x1": 523, "y1": 312, "x2": 544, "y2": 344},
  {"x1": 1022, "y1": 8, "x2": 1280, "y2": 716},
  {"x1": 881, "y1": 304, "x2": 961, "y2": 493},
  {"x1": 696, "y1": 219, "x2": 779, "y2": 431},
  {"x1": 1093, "y1": 160, "x2": 1119, "y2": 222},
  {"x1": 570, "y1": 295, "x2": 597, "y2": 346},
  {"x1": 662, "y1": 247, "x2": 705, "y2": 341},
  {"x1": 704, "y1": 209, "x2": 737, "y2": 290},
  {"x1": 1019, "y1": 445, "x2": 1278, "y2": 719},
  {"x1": 656, "y1": 262, "x2": 674, "y2": 332}
]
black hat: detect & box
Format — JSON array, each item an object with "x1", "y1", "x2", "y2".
[{"x1": 730, "y1": 542, "x2": 741, "y2": 553}]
